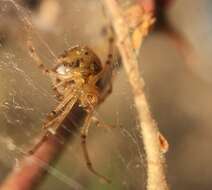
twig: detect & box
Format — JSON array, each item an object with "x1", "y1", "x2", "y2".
[{"x1": 102, "y1": 1, "x2": 169, "y2": 190}]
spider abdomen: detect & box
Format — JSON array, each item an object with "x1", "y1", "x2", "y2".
[{"x1": 55, "y1": 46, "x2": 102, "y2": 79}]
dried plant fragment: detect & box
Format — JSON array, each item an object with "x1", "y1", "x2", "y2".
[
  {"x1": 123, "y1": 4, "x2": 155, "y2": 54},
  {"x1": 158, "y1": 132, "x2": 169, "y2": 153}
]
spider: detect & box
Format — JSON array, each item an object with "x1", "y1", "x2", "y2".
[{"x1": 27, "y1": 36, "x2": 114, "y2": 183}]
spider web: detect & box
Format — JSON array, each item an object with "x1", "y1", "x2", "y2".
[{"x1": 0, "y1": 0, "x2": 146, "y2": 189}]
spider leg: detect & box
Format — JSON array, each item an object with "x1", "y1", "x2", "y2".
[
  {"x1": 98, "y1": 81, "x2": 112, "y2": 103},
  {"x1": 91, "y1": 116, "x2": 115, "y2": 129},
  {"x1": 52, "y1": 88, "x2": 75, "y2": 114},
  {"x1": 93, "y1": 35, "x2": 115, "y2": 84},
  {"x1": 91, "y1": 30, "x2": 115, "y2": 104},
  {"x1": 53, "y1": 88, "x2": 63, "y2": 100},
  {"x1": 80, "y1": 113, "x2": 111, "y2": 183},
  {"x1": 43, "y1": 92, "x2": 78, "y2": 131},
  {"x1": 27, "y1": 39, "x2": 54, "y2": 76},
  {"x1": 28, "y1": 93, "x2": 78, "y2": 154},
  {"x1": 53, "y1": 76, "x2": 75, "y2": 90},
  {"x1": 52, "y1": 76, "x2": 76, "y2": 100}
]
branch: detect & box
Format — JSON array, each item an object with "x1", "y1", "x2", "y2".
[{"x1": 102, "y1": 1, "x2": 169, "y2": 190}]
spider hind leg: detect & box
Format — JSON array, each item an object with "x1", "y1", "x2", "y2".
[{"x1": 80, "y1": 114, "x2": 111, "y2": 183}]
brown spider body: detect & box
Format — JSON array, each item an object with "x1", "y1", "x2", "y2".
[
  {"x1": 38, "y1": 46, "x2": 107, "y2": 133},
  {"x1": 50, "y1": 46, "x2": 103, "y2": 110}
]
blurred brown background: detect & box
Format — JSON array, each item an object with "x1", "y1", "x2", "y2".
[{"x1": 0, "y1": 0, "x2": 212, "y2": 189}]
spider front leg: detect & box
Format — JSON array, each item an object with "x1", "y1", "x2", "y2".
[
  {"x1": 27, "y1": 39, "x2": 54, "y2": 77},
  {"x1": 93, "y1": 33, "x2": 115, "y2": 85},
  {"x1": 43, "y1": 92, "x2": 78, "y2": 130},
  {"x1": 29, "y1": 92, "x2": 78, "y2": 154},
  {"x1": 91, "y1": 116, "x2": 115, "y2": 129},
  {"x1": 45, "y1": 89, "x2": 75, "y2": 123},
  {"x1": 92, "y1": 35, "x2": 115, "y2": 104},
  {"x1": 80, "y1": 113, "x2": 111, "y2": 183}
]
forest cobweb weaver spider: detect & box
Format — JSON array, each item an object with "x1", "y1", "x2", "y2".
[{"x1": 27, "y1": 33, "x2": 115, "y2": 183}]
